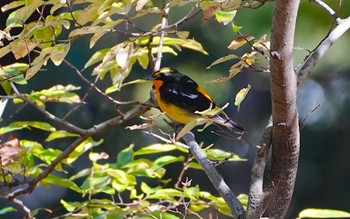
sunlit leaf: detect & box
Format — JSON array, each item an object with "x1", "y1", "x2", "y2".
[
  {"x1": 234, "y1": 84, "x2": 251, "y2": 111},
  {"x1": 31, "y1": 84, "x2": 81, "y2": 103},
  {"x1": 176, "y1": 31, "x2": 190, "y2": 39},
  {"x1": 153, "y1": 155, "x2": 185, "y2": 169},
  {"x1": 15, "y1": 0, "x2": 44, "y2": 23},
  {"x1": 134, "y1": 144, "x2": 188, "y2": 155},
  {"x1": 61, "y1": 200, "x2": 87, "y2": 212},
  {"x1": 0, "y1": 206, "x2": 17, "y2": 215},
  {"x1": 0, "y1": 121, "x2": 56, "y2": 134},
  {"x1": 69, "y1": 26, "x2": 105, "y2": 39},
  {"x1": 1, "y1": 1, "x2": 25, "y2": 12},
  {"x1": 207, "y1": 54, "x2": 238, "y2": 69},
  {"x1": 26, "y1": 47, "x2": 52, "y2": 80},
  {"x1": 9, "y1": 39, "x2": 38, "y2": 59},
  {"x1": 227, "y1": 36, "x2": 254, "y2": 50},
  {"x1": 84, "y1": 48, "x2": 109, "y2": 69},
  {"x1": 232, "y1": 23, "x2": 242, "y2": 32},
  {"x1": 215, "y1": 10, "x2": 236, "y2": 25},
  {"x1": 50, "y1": 43, "x2": 71, "y2": 66},
  {"x1": 0, "y1": 45, "x2": 11, "y2": 59},
  {"x1": 42, "y1": 174, "x2": 81, "y2": 193},
  {"x1": 299, "y1": 209, "x2": 350, "y2": 218},
  {"x1": 206, "y1": 148, "x2": 246, "y2": 161},
  {"x1": 67, "y1": 137, "x2": 103, "y2": 164},
  {"x1": 46, "y1": 130, "x2": 80, "y2": 141}
]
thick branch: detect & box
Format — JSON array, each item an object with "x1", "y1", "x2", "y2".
[
  {"x1": 182, "y1": 132, "x2": 245, "y2": 219},
  {"x1": 267, "y1": 0, "x2": 300, "y2": 218}
]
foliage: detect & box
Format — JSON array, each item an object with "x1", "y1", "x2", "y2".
[
  {"x1": 1, "y1": 0, "x2": 349, "y2": 218},
  {"x1": 0, "y1": 0, "x2": 251, "y2": 218}
]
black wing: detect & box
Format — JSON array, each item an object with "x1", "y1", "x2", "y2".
[{"x1": 159, "y1": 76, "x2": 215, "y2": 113}]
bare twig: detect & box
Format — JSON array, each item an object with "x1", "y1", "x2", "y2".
[
  {"x1": 297, "y1": 15, "x2": 350, "y2": 87},
  {"x1": 154, "y1": 2, "x2": 170, "y2": 71},
  {"x1": 312, "y1": 0, "x2": 340, "y2": 22}
]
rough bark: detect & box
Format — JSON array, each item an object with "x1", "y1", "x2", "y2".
[{"x1": 267, "y1": 0, "x2": 300, "y2": 218}]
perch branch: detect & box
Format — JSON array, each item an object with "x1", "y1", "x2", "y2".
[{"x1": 182, "y1": 132, "x2": 245, "y2": 219}]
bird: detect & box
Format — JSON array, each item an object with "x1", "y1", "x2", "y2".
[{"x1": 150, "y1": 67, "x2": 244, "y2": 132}]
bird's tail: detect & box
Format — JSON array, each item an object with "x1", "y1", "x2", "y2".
[{"x1": 210, "y1": 113, "x2": 244, "y2": 132}]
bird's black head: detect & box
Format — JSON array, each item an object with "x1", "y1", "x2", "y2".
[{"x1": 151, "y1": 67, "x2": 184, "y2": 83}]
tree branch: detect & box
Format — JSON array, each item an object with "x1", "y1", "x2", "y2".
[
  {"x1": 248, "y1": 12, "x2": 350, "y2": 217},
  {"x1": 182, "y1": 132, "x2": 245, "y2": 219},
  {"x1": 246, "y1": 118, "x2": 272, "y2": 218},
  {"x1": 297, "y1": 15, "x2": 350, "y2": 87},
  {"x1": 6, "y1": 103, "x2": 150, "y2": 200}
]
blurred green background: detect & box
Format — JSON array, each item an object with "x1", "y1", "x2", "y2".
[{"x1": 1, "y1": 0, "x2": 350, "y2": 218}]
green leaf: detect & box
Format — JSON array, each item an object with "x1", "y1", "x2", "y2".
[
  {"x1": 116, "y1": 144, "x2": 134, "y2": 167},
  {"x1": 61, "y1": 199, "x2": 87, "y2": 212},
  {"x1": 153, "y1": 155, "x2": 185, "y2": 169},
  {"x1": 0, "y1": 121, "x2": 56, "y2": 134},
  {"x1": 122, "y1": 158, "x2": 153, "y2": 176},
  {"x1": 134, "y1": 144, "x2": 188, "y2": 155},
  {"x1": 0, "y1": 206, "x2": 17, "y2": 215},
  {"x1": 84, "y1": 48, "x2": 109, "y2": 69},
  {"x1": 187, "y1": 162, "x2": 202, "y2": 170},
  {"x1": 148, "y1": 189, "x2": 182, "y2": 203},
  {"x1": 299, "y1": 209, "x2": 350, "y2": 218},
  {"x1": 206, "y1": 148, "x2": 246, "y2": 161},
  {"x1": 232, "y1": 23, "x2": 242, "y2": 32},
  {"x1": 215, "y1": 10, "x2": 237, "y2": 25},
  {"x1": 50, "y1": 43, "x2": 71, "y2": 66},
  {"x1": 67, "y1": 137, "x2": 103, "y2": 164},
  {"x1": 46, "y1": 130, "x2": 80, "y2": 141},
  {"x1": 141, "y1": 182, "x2": 159, "y2": 194},
  {"x1": 42, "y1": 174, "x2": 81, "y2": 193},
  {"x1": 31, "y1": 84, "x2": 81, "y2": 103}
]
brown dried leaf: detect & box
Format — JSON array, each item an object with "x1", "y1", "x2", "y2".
[
  {"x1": 125, "y1": 123, "x2": 154, "y2": 130},
  {"x1": 0, "y1": 135, "x2": 20, "y2": 166}
]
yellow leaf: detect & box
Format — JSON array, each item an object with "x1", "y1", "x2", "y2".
[
  {"x1": 227, "y1": 36, "x2": 254, "y2": 50},
  {"x1": 50, "y1": 43, "x2": 71, "y2": 66},
  {"x1": 207, "y1": 54, "x2": 238, "y2": 69},
  {"x1": 9, "y1": 39, "x2": 37, "y2": 59},
  {"x1": 234, "y1": 84, "x2": 251, "y2": 111},
  {"x1": 241, "y1": 51, "x2": 256, "y2": 66}
]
